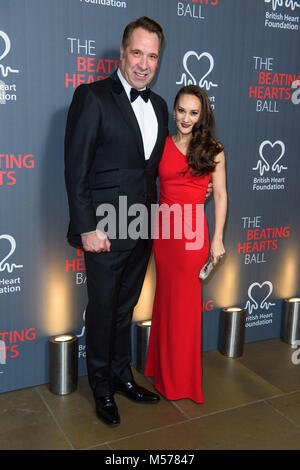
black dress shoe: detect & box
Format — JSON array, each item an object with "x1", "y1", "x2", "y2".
[
  {"x1": 95, "y1": 395, "x2": 120, "y2": 426},
  {"x1": 114, "y1": 380, "x2": 160, "y2": 403}
]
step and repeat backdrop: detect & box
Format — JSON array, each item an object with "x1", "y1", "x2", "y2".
[{"x1": 1, "y1": 0, "x2": 299, "y2": 392}]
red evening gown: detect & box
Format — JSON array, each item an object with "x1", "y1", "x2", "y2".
[{"x1": 144, "y1": 136, "x2": 211, "y2": 403}]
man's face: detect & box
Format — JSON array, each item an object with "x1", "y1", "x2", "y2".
[{"x1": 119, "y1": 27, "x2": 160, "y2": 90}]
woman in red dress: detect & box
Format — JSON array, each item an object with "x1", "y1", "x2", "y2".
[{"x1": 145, "y1": 85, "x2": 227, "y2": 403}]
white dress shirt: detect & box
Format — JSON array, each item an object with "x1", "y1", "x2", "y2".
[{"x1": 117, "y1": 68, "x2": 158, "y2": 160}]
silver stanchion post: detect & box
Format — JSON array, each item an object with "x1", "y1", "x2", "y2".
[
  {"x1": 136, "y1": 321, "x2": 151, "y2": 374},
  {"x1": 219, "y1": 308, "x2": 246, "y2": 358},
  {"x1": 282, "y1": 298, "x2": 300, "y2": 345},
  {"x1": 49, "y1": 335, "x2": 78, "y2": 395}
]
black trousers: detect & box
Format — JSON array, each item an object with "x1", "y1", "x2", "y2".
[{"x1": 84, "y1": 238, "x2": 153, "y2": 397}]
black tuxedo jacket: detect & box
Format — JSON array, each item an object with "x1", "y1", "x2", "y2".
[{"x1": 64, "y1": 71, "x2": 169, "y2": 250}]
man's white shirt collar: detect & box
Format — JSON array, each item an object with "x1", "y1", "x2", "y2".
[
  {"x1": 116, "y1": 69, "x2": 157, "y2": 161},
  {"x1": 117, "y1": 69, "x2": 146, "y2": 100}
]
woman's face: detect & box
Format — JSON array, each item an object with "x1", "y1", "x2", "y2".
[{"x1": 174, "y1": 93, "x2": 202, "y2": 137}]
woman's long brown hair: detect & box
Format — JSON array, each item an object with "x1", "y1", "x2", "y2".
[{"x1": 174, "y1": 85, "x2": 223, "y2": 176}]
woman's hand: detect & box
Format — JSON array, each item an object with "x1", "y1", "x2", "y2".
[{"x1": 210, "y1": 237, "x2": 225, "y2": 265}]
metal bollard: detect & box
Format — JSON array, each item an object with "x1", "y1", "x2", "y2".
[
  {"x1": 49, "y1": 335, "x2": 78, "y2": 395},
  {"x1": 219, "y1": 308, "x2": 246, "y2": 358},
  {"x1": 136, "y1": 321, "x2": 151, "y2": 374},
  {"x1": 282, "y1": 298, "x2": 300, "y2": 345}
]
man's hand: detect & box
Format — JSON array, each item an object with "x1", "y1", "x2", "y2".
[
  {"x1": 205, "y1": 179, "x2": 213, "y2": 199},
  {"x1": 81, "y1": 230, "x2": 111, "y2": 253}
]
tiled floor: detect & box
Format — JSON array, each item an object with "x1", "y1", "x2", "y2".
[{"x1": 1, "y1": 338, "x2": 300, "y2": 450}]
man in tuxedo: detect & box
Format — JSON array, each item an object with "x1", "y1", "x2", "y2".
[{"x1": 64, "y1": 17, "x2": 169, "y2": 426}]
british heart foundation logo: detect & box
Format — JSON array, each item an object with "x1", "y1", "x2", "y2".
[
  {"x1": 245, "y1": 280, "x2": 276, "y2": 329},
  {"x1": 0, "y1": 234, "x2": 23, "y2": 296},
  {"x1": 0, "y1": 31, "x2": 19, "y2": 104},
  {"x1": 252, "y1": 140, "x2": 287, "y2": 176},
  {"x1": 251, "y1": 139, "x2": 288, "y2": 192}
]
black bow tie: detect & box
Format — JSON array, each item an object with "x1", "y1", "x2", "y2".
[{"x1": 130, "y1": 88, "x2": 150, "y2": 103}]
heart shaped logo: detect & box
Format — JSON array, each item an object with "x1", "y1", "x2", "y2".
[
  {"x1": 264, "y1": 0, "x2": 300, "y2": 12},
  {"x1": 76, "y1": 309, "x2": 86, "y2": 338},
  {"x1": 0, "y1": 234, "x2": 23, "y2": 273},
  {"x1": 252, "y1": 140, "x2": 287, "y2": 176},
  {"x1": 176, "y1": 50, "x2": 218, "y2": 91},
  {"x1": 0, "y1": 30, "x2": 19, "y2": 78},
  {"x1": 245, "y1": 281, "x2": 276, "y2": 314}
]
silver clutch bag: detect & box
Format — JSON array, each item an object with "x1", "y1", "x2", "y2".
[{"x1": 199, "y1": 258, "x2": 215, "y2": 280}]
